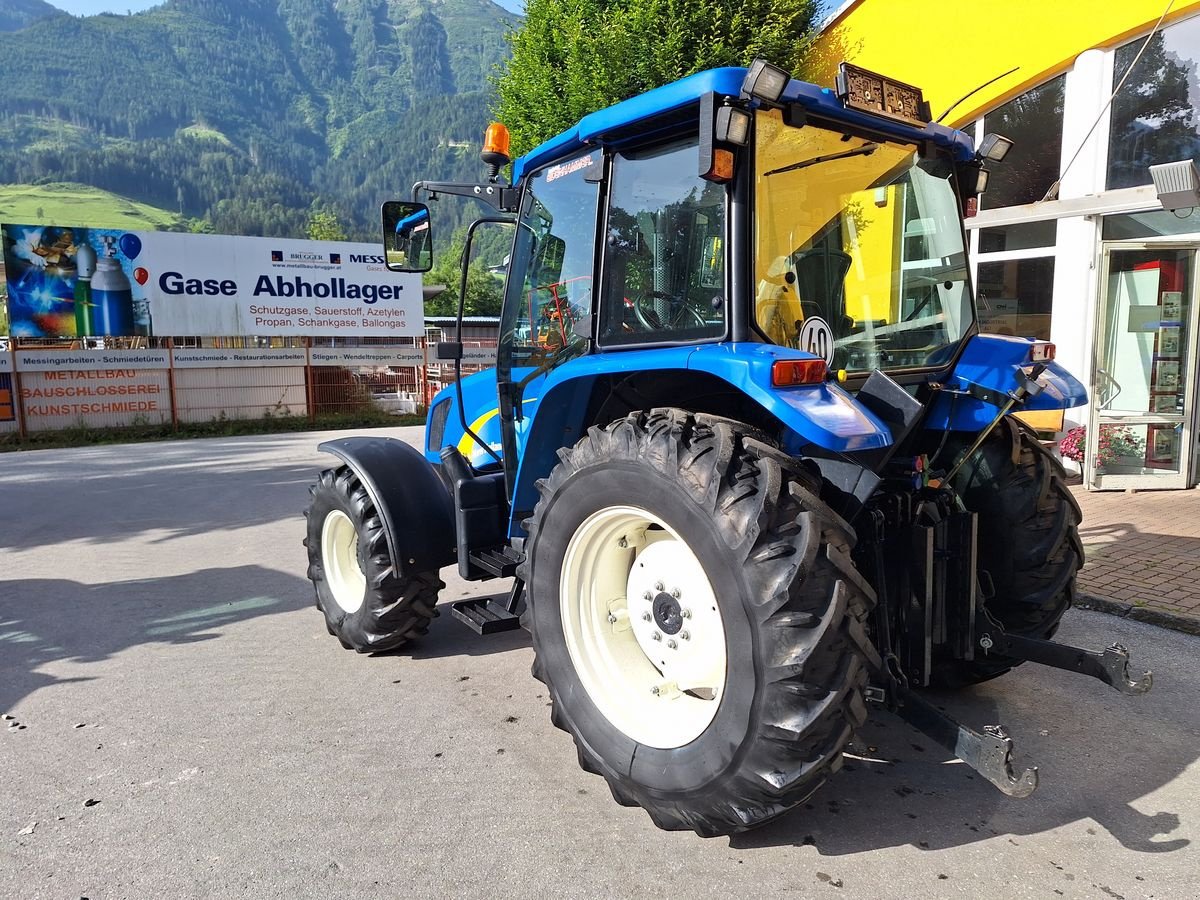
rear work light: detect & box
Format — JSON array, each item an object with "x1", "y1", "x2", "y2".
[
  {"x1": 1030, "y1": 342, "x2": 1056, "y2": 362},
  {"x1": 771, "y1": 358, "x2": 827, "y2": 387}
]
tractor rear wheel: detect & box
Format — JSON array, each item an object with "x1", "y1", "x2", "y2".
[
  {"x1": 521, "y1": 409, "x2": 877, "y2": 836},
  {"x1": 304, "y1": 466, "x2": 440, "y2": 652},
  {"x1": 934, "y1": 417, "x2": 1083, "y2": 687}
]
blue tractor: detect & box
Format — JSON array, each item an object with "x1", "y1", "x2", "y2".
[{"x1": 304, "y1": 61, "x2": 1151, "y2": 836}]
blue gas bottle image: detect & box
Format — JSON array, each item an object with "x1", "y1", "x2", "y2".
[{"x1": 91, "y1": 257, "x2": 135, "y2": 336}]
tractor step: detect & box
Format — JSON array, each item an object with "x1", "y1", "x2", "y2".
[
  {"x1": 449, "y1": 580, "x2": 526, "y2": 636},
  {"x1": 468, "y1": 546, "x2": 523, "y2": 578},
  {"x1": 450, "y1": 597, "x2": 523, "y2": 635}
]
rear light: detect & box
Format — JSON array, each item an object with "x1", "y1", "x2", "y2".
[
  {"x1": 771, "y1": 358, "x2": 827, "y2": 386},
  {"x1": 1030, "y1": 342, "x2": 1055, "y2": 362}
]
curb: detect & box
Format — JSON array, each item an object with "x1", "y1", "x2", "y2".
[{"x1": 1077, "y1": 593, "x2": 1200, "y2": 637}]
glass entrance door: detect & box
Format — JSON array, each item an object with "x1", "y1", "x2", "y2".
[{"x1": 1090, "y1": 245, "x2": 1200, "y2": 489}]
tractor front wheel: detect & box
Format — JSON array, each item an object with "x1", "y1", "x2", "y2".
[
  {"x1": 304, "y1": 466, "x2": 440, "y2": 652},
  {"x1": 521, "y1": 410, "x2": 877, "y2": 836}
]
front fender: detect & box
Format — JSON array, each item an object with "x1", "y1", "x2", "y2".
[{"x1": 319, "y1": 437, "x2": 457, "y2": 577}]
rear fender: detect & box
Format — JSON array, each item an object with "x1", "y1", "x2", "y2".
[
  {"x1": 925, "y1": 334, "x2": 1088, "y2": 431},
  {"x1": 508, "y1": 343, "x2": 892, "y2": 536},
  {"x1": 319, "y1": 437, "x2": 457, "y2": 577}
]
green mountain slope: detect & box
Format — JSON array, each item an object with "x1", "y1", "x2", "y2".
[
  {"x1": 0, "y1": 0, "x2": 63, "y2": 32},
  {"x1": 0, "y1": 0, "x2": 520, "y2": 239},
  {"x1": 0, "y1": 182, "x2": 183, "y2": 230}
]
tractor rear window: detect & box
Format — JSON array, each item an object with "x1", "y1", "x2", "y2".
[{"x1": 753, "y1": 109, "x2": 973, "y2": 374}]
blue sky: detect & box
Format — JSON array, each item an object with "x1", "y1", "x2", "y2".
[{"x1": 47, "y1": 1, "x2": 526, "y2": 14}]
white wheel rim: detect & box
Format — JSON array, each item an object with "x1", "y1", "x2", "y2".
[
  {"x1": 321, "y1": 509, "x2": 366, "y2": 614},
  {"x1": 559, "y1": 505, "x2": 727, "y2": 749}
]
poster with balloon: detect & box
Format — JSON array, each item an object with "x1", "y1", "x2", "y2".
[
  {"x1": 2, "y1": 225, "x2": 150, "y2": 338},
  {"x1": 1, "y1": 224, "x2": 421, "y2": 338}
]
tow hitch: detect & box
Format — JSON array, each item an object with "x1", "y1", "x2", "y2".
[{"x1": 877, "y1": 621, "x2": 1152, "y2": 796}]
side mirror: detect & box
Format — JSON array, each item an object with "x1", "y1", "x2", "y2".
[
  {"x1": 699, "y1": 235, "x2": 723, "y2": 289},
  {"x1": 382, "y1": 201, "x2": 433, "y2": 273}
]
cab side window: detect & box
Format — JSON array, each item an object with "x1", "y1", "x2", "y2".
[
  {"x1": 598, "y1": 139, "x2": 727, "y2": 345},
  {"x1": 501, "y1": 150, "x2": 601, "y2": 371}
]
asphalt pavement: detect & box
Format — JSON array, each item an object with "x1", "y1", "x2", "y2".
[{"x1": 1, "y1": 427, "x2": 1197, "y2": 899}]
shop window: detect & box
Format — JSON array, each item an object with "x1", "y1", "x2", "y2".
[
  {"x1": 981, "y1": 76, "x2": 1065, "y2": 209},
  {"x1": 976, "y1": 257, "x2": 1054, "y2": 340},
  {"x1": 1108, "y1": 15, "x2": 1200, "y2": 190},
  {"x1": 978, "y1": 220, "x2": 1058, "y2": 253}
]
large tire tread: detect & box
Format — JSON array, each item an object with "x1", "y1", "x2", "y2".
[
  {"x1": 521, "y1": 408, "x2": 877, "y2": 836},
  {"x1": 934, "y1": 418, "x2": 1083, "y2": 686},
  {"x1": 305, "y1": 465, "x2": 441, "y2": 653}
]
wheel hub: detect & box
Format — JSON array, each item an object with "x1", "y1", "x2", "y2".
[
  {"x1": 321, "y1": 508, "x2": 366, "y2": 614},
  {"x1": 558, "y1": 505, "x2": 728, "y2": 749},
  {"x1": 653, "y1": 592, "x2": 683, "y2": 634}
]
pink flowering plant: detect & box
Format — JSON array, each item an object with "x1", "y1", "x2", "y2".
[{"x1": 1058, "y1": 424, "x2": 1145, "y2": 471}]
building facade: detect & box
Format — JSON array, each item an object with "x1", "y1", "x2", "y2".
[{"x1": 815, "y1": 0, "x2": 1200, "y2": 489}]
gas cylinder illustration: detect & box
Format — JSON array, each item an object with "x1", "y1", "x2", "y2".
[
  {"x1": 92, "y1": 235, "x2": 135, "y2": 336},
  {"x1": 74, "y1": 240, "x2": 96, "y2": 336}
]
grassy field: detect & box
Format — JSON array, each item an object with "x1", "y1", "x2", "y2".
[{"x1": 0, "y1": 182, "x2": 184, "y2": 230}]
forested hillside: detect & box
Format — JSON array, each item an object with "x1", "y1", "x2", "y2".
[
  {"x1": 0, "y1": 0, "x2": 519, "y2": 239},
  {"x1": 0, "y1": 0, "x2": 61, "y2": 32}
]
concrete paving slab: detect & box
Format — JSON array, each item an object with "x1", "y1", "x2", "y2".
[{"x1": 1, "y1": 429, "x2": 1195, "y2": 898}]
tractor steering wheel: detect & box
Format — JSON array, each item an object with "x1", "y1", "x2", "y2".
[{"x1": 632, "y1": 290, "x2": 707, "y2": 332}]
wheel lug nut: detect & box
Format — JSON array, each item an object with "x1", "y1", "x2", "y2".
[
  {"x1": 642, "y1": 591, "x2": 652, "y2": 601},
  {"x1": 641, "y1": 612, "x2": 652, "y2": 622},
  {"x1": 672, "y1": 588, "x2": 681, "y2": 599},
  {"x1": 607, "y1": 613, "x2": 617, "y2": 624},
  {"x1": 681, "y1": 608, "x2": 692, "y2": 619},
  {"x1": 666, "y1": 639, "x2": 677, "y2": 650},
  {"x1": 651, "y1": 632, "x2": 662, "y2": 642},
  {"x1": 650, "y1": 686, "x2": 661, "y2": 695},
  {"x1": 654, "y1": 581, "x2": 664, "y2": 592},
  {"x1": 680, "y1": 631, "x2": 690, "y2": 641},
  {"x1": 618, "y1": 537, "x2": 628, "y2": 548}
]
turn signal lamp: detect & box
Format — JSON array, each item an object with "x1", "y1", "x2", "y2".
[
  {"x1": 482, "y1": 123, "x2": 512, "y2": 168},
  {"x1": 702, "y1": 148, "x2": 735, "y2": 183},
  {"x1": 771, "y1": 358, "x2": 827, "y2": 387},
  {"x1": 1030, "y1": 342, "x2": 1056, "y2": 362}
]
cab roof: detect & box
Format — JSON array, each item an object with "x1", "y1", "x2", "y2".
[{"x1": 511, "y1": 66, "x2": 976, "y2": 182}]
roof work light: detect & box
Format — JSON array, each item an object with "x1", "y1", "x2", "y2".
[{"x1": 741, "y1": 59, "x2": 791, "y2": 104}]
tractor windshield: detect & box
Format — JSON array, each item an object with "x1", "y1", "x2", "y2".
[{"x1": 754, "y1": 108, "x2": 974, "y2": 374}]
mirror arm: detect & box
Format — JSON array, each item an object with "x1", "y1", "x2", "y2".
[{"x1": 412, "y1": 180, "x2": 521, "y2": 213}]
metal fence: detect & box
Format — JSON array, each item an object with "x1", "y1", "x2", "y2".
[{"x1": 0, "y1": 338, "x2": 498, "y2": 438}]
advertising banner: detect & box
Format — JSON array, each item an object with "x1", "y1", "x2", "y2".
[
  {"x1": 14, "y1": 349, "x2": 170, "y2": 372},
  {"x1": 17, "y1": 368, "x2": 170, "y2": 430},
  {"x1": 2, "y1": 224, "x2": 422, "y2": 339},
  {"x1": 171, "y1": 348, "x2": 307, "y2": 368},
  {"x1": 309, "y1": 347, "x2": 425, "y2": 367}
]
